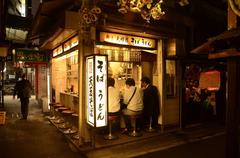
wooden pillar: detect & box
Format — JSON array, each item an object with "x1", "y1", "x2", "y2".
[
  {"x1": 35, "y1": 64, "x2": 39, "y2": 100},
  {"x1": 1, "y1": 57, "x2": 4, "y2": 108},
  {"x1": 226, "y1": 1, "x2": 239, "y2": 158},
  {"x1": 226, "y1": 58, "x2": 240, "y2": 158},
  {"x1": 228, "y1": 1, "x2": 237, "y2": 30}
]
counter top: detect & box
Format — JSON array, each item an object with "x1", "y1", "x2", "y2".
[{"x1": 60, "y1": 92, "x2": 79, "y2": 97}]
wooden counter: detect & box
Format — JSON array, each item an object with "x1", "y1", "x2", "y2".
[{"x1": 60, "y1": 92, "x2": 79, "y2": 113}]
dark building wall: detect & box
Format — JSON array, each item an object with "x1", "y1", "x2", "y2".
[
  {"x1": 6, "y1": 0, "x2": 33, "y2": 30},
  {"x1": 31, "y1": 0, "x2": 40, "y2": 17},
  {"x1": 0, "y1": 0, "x2": 6, "y2": 41}
]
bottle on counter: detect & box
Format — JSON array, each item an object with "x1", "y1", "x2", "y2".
[{"x1": 70, "y1": 85, "x2": 74, "y2": 92}]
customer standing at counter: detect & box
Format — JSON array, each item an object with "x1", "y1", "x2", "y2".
[
  {"x1": 120, "y1": 78, "x2": 143, "y2": 134},
  {"x1": 141, "y1": 77, "x2": 160, "y2": 129},
  {"x1": 108, "y1": 77, "x2": 121, "y2": 115}
]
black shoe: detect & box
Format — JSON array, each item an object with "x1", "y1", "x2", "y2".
[{"x1": 20, "y1": 118, "x2": 27, "y2": 120}]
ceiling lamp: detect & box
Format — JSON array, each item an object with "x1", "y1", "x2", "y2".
[{"x1": 118, "y1": 0, "x2": 165, "y2": 23}]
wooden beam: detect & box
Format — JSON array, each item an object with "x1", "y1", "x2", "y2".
[{"x1": 208, "y1": 49, "x2": 240, "y2": 59}]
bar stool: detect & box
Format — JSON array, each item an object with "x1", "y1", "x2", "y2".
[
  {"x1": 58, "y1": 107, "x2": 69, "y2": 129},
  {"x1": 48, "y1": 102, "x2": 60, "y2": 120},
  {"x1": 62, "y1": 110, "x2": 77, "y2": 134},
  {"x1": 104, "y1": 114, "x2": 119, "y2": 140},
  {"x1": 72, "y1": 113, "x2": 79, "y2": 140},
  {"x1": 53, "y1": 106, "x2": 68, "y2": 124},
  {"x1": 51, "y1": 104, "x2": 63, "y2": 123},
  {"x1": 128, "y1": 113, "x2": 142, "y2": 137},
  {"x1": 146, "y1": 116, "x2": 156, "y2": 132}
]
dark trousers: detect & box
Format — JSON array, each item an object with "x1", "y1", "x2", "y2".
[{"x1": 20, "y1": 97, "x2": 29, "y2": 119}]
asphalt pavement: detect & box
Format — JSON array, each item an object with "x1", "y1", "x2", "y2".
[
  {"x1": 0, "y1": 96, "x2": 226, "y2": 158},
  {"x1": 0, "y1": 96, "x2": 86, "y2": 158},
  {"x1": 134, "y1": 134, "x2": 225, "y2": 158}
]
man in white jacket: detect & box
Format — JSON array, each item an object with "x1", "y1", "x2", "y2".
[{"x1": 108, "y1": 77, "x2": 121, "y2": 115}]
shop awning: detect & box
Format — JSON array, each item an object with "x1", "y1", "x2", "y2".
[
  {"x1": 191, "y1": 27, "x2": 240, "y2": 58},
  {"x1": 28, "y1": 0, "x2": 80, "y2": 49}
]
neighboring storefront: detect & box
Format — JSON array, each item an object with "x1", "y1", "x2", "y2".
[
  {"x1": 10, "y1": 49, "x2": 49, "y2": 109},
  {"x1": 182, "y1": 62, "x2": 226, "y2": 127}
]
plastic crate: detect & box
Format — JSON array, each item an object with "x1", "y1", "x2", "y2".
[{"x1": 0, "y1": 111, "x2": 6, "y2": 125}]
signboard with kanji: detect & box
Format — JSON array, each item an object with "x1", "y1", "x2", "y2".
[
  {"x1": 86, "y1": 55, "x2": 108, "y2": 127},
  {"x1": 15, "y1": 49, "x2": 49, "y2": 62}
]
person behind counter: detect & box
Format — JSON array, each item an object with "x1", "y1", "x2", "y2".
[
  {"x1": 108, "y1": 77, "x2": 121, "y2": 115},
  {"x1": 120, "y1": 78, "x2": 143, "y2": 134},
  {"x1": 141, "y1": 76, "x2": 160, "y2": 129}
]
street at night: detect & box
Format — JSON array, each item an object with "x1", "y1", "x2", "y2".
[
  {"x1": 1, "y1": 0, "x2": 240, "y2": 157},
  {"x1": 135, "y1": 134, "x2": 225, "y2": 158}
]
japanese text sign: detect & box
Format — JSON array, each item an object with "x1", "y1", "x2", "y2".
[
  {"x1": 100, "y1": 32, "x2": 156, "y2": 48},
  {"x1": 86, "y1": 55, "x2": 108, "y2": 127}
]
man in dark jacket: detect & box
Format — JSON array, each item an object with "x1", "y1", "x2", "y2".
[
  {"x1": 141, "y1": 76, "x2": 160, "y2": 129},
  {"x1": 13, "y1": 74, "x2": 33, "y2": 120}
]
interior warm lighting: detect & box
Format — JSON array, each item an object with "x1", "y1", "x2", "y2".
[{"x1": 118, "y1": 0, "x2": 165, "y2": 23}]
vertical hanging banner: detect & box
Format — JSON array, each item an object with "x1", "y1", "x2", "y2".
[{"x1": 86, "y1": 55, "x2": 108, "y2": 127}]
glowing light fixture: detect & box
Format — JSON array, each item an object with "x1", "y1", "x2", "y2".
[
  {"x1": 118, "y1": 0, "x2": 165, "y2": 23},
  {"x1": 86, "y1": 55, "x2": 108, "y2": 127}
]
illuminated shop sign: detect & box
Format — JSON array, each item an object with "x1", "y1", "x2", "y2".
[
  {"x1": 86, "y1": 55, "x2": 108, "y2": 127},
  {"x1": 100, "y1": 32, "x2": 156, "y2": 48},
  {"x1": 199, "y1": 70, "x2": 220, "y2": 91},
  {"x1": 53, "y1": 46, "x2": 63, "y2": 57},
  {"x1": 64, "y1": 36, "x2": 79, "y2": 52},
  {"x1": 15, "y1": 49, "x2": 49, "y2": 62},
  {"x1": 53, "y1": 36, "x2": 79, "y2": 57}
]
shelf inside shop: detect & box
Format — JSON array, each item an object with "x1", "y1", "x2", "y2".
[
  {"x1": 67, "y1": 70, "x2": 77, "y2": 72},
  {"x1": 67, "y1": 76, "x2": 78, "y2": 79}
]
